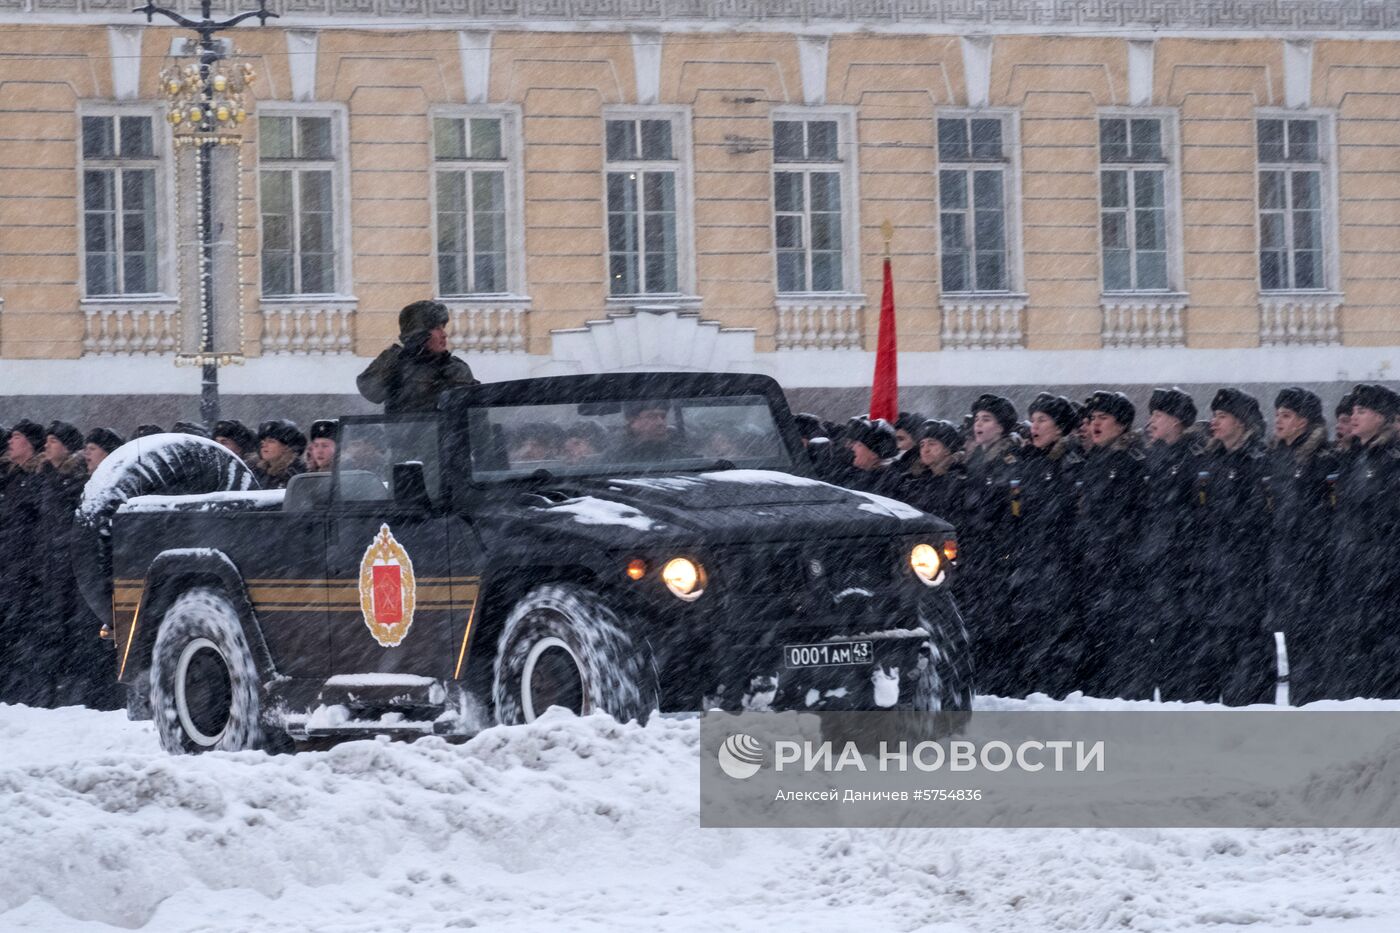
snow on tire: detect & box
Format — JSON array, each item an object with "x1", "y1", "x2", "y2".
[
  {"x1": 148, "y1": 587, "x2": 264, "y2": 755},
  {"x1": 913, "y1": 593, "x2": 976, "y2": 714},
  {"x1": 492, "y1": 584, "x2": 658, "y2": 726}
]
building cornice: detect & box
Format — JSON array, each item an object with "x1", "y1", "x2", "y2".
[{"x1": 1, "y1": 0, "x2": 1398, "y2": 36}]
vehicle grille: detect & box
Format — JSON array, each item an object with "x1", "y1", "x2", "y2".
[{"x1": 711, "y1": 538, "x2": 900, "y2": 599}]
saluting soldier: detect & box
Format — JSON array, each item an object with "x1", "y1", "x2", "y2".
[
  {"x1": 1266, "y1": 387, "x2": 1337, "y2": 704},
  {"x1": 357, "y1": 299, "x2": 479, "y2": 414},
  {"x1": 1075, "y1": 391, "x2": 1148, "y2": 700},
  {"x1": 1326, "y1": 384, "x2": 1400, "y2": 699}
]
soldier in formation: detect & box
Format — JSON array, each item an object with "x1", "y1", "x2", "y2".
[
  {"x1": 0, "y1": 410, "x2": 345, "y2": 708},
  {"x1": 809, "y1": 382, "x2": 1393, "y2": 705}
]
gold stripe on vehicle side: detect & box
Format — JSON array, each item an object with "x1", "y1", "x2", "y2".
[
  {"x1": 118, "y1": 603, "x2": 141, "y2": 680},
  {"x1": 241, "y1": 577, "x2": 479, "y2": 585},
  {"x1": 252, "y1": 603, "x2": 458, "y2": 613},
  {"x1": 453, "y1": 598, "x2": 479, "y2": 681},
  {"x1": 246, "y1": 586, "x2": 456, "y2": 605}
]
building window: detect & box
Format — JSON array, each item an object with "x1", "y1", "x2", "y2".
[
  {"x1": 937, "y1": 114, "x2": 1015, "y2": 294},
  {"x1": 259, "y1": 112, "x2": 341, "y2": 296},
  {"x1": 604, "y1": 115, "x2": 684, "y2": 296},
  {"x1": 1257, "y1": 116, "x2": 1328, "y2": 292},
  {"x1": 1099, "y1": 116, "x2": 1170, "y2": 292},
  {"x1": 434, "y1": 115, "x2": 511, "y2": 295},
  {"x1": 80, "y1": 112, "x2": 161, "y2": 297},
  {"x1": 773, "y1": 115, "x2": 855, "y2": 294}
]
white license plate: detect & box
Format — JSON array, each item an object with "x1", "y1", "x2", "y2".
[{"x1": 784, "y1": 640, "x2": 873, "y2": 669}]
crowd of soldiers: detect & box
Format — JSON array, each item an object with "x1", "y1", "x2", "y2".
[
  {"x1": 0, "y1": 415, "x2": 342, "y2": 710},
  {"x1": 800, "y1": 383, "x2": 1399, "y2": 705}
]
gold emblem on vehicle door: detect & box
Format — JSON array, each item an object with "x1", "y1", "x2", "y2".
[{"x1": 359, "y1": 524, "x2": 417, "y2": 647}]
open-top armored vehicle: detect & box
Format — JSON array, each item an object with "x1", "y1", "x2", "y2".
[{"x1": 79, "y1": 372, "x2": 971, "y2": 753}]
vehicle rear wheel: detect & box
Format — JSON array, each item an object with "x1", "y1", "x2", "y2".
[
  {"x1": 492, "y1": 584, "x2": 658, "y2": 726},
  {"x1": 148, "y1": 587, "x2": 265, "y2": 754}
]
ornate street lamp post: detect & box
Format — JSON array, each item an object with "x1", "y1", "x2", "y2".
[{"x1": 135, "y1": 0, "x2": 277, "y2": 425}]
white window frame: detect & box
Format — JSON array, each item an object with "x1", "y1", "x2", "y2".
[
  {"x1": 256, "y1": 102, "x2": 353, "y2": 299},
  {"x1": 771, "y1": 106, "x2": 862, "y2": 299},
  {"x1": 1254, "y1": 108, "x2": 1340, "y2": 295},
  {"x1": 601, "y1": 105, "x2": 696, "y2": 304},
  {"x1": 1096, "y1": 107, "x2": 1186, "y2": 297},
  {"x1": 75, "y1": 102, "x2": 175, "y2": 299},
  {"x1": 933, "y1": 108, "x2": 1025, "y2": 298},
  {"x1": 429, "y1": 104, "x2": 527, "y2": 301}
]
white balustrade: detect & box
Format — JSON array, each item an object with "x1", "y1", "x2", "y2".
[
  {"x1": 260, "y1": 301, "x2": 356, "y2": 354},
  {"x1": 940, "y1": 296, "x2": 1027, "y2": 349},
  {"x1": 81, "y1": 301, "x2": 180, "y2": 355},
  {"x1": 444, "y1": 303, "x2": 528, "y2": 354},
  {"x1": 1259, "y1": 293, "x2": 1342, "y2": 346},
  {"x1": 1101, "y1": 295, "x2": 1188, "y2": 348},
  {"x1": 774, "y1": 297, "x2": 864, "y2": 350}
]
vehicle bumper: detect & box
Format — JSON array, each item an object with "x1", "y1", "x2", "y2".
[{"x1": 688, "y1": 590, "x2": 960, "y2": 713}]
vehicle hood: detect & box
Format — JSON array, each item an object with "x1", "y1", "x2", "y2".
[{"x1": 474, "y1": 469, "x2": 953, "y2": 546}]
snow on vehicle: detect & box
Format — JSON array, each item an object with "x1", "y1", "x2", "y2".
[{"x1": 78, "y1": 373, "x2": 972, "y2": 753}]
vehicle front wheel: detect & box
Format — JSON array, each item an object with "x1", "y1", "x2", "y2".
[
  {"x1": 492, "y1": 584, "x2": 658, "y2": 726},
  {"x1": 913, "y1": 591, "x2": 976, "y2": 714},
  {"x1": 148, "y1": 587, "x2": 264, "y2": 754}
]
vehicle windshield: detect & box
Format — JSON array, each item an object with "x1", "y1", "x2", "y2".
[{"x1": 467, "y1": 393, "x2": 794, "y2": 481}]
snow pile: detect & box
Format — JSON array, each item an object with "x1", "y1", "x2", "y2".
[
  {"x1": 696, "y1": 469, "x2": 826, "y2": 486},
  {"x1": 118, "y1": 489, "x2": 286, "y2": 514},
  {"x1": 3, "y1": 699, "x2": 1400, "y2": 932},
  {"x1": 854, "y1": 493, "x2": 925, "y2": 519},
  {"x1": 536, "y1": 496, "x2": 660, "y2": 530}
]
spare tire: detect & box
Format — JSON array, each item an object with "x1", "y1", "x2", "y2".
[{"x1": 74, "y1": 434, "x2": 259, "y2": 624}]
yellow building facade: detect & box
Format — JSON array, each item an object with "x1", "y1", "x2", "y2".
[{"x1": 1, "y1": 1, "x2": 1398, "y2": 421}]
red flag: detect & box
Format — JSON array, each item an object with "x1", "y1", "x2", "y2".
[{"x1": 869, "y1": 256, "x2": 898, "y2": 422}]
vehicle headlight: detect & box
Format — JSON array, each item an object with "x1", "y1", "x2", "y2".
[
  {"x1": 909, "y1": 543, "x2": 944, "y2": 587},
  {"x1": 661, "y1": 557, "x2": 707, "y2": 601}
]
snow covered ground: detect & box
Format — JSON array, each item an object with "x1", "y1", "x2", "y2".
[{"x1": 3, "y1": 695, "x2": 1400, "y2": 933}]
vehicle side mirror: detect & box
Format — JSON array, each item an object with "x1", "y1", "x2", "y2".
[{"x1": 392, "y1": 461, "x2": 432, "y2": 511}]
